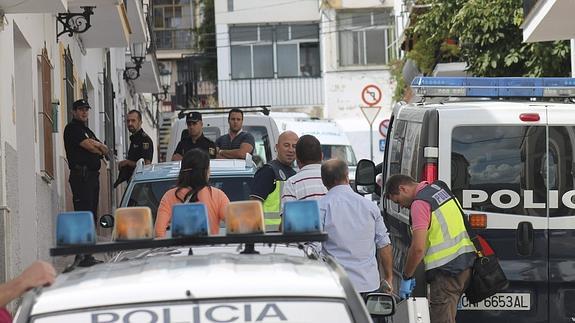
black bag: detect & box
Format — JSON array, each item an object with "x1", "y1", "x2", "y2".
[{"x1": 465, "y1": 236, "x2": 510, "y2": 304}]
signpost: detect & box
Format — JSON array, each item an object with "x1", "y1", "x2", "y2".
[{"x1": 360, "y1": 84, "x2": 382, "y2": 160}]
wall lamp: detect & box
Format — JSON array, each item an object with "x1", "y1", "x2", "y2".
[
  {"x1": 152, "y1": 70, "x2": 172, "y2": 100},
  {"x1": 56, "y1": 6, "x2": 95, "y2": 42},
  {"x1": 123, "y1": 42, "x2": 147, "y2": 81}
]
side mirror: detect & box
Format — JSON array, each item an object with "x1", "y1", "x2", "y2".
[
  {"x1": 99, "y1": 214, "x2": 114, "y2": 228},
  {"x1": 355, "y1": 159, "x2": 376, "y2": 195},
  {"x1": 365, "y1": 293, "x2": 396, "y2": 317}
]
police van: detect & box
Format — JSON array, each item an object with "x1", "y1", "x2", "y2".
[
  {"x1": 358, "y1": 77, "x2": 575, "y2": 322},
  {"x1": 14, "y1": 201, "x2": 396, "y2": 323}
]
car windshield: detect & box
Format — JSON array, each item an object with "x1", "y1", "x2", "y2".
[
  {"x1": 321, "y1": 145, "x2": 357, "y2": 166},
  {"x1": 126, "y1": 177, "x2": 253, "y2": 220},
  {"x1": 32, "y1": 299, "x2": 354, "y2": 323}
]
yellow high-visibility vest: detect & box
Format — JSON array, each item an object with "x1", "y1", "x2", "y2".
[{"x1": 414, "y1": 181, "x2": 475, "y2": 271}]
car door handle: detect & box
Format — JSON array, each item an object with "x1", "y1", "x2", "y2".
[{"x1": 516, "y1": 221, "x2": 534, "y2": 256}]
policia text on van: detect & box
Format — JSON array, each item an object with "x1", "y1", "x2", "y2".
[{"x1": 376, "y1": 77, "x2": 575, "y2": 323}]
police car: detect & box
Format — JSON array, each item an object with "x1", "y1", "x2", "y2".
[
  {"x1": 356, "y1": 77, "x2": 575, "y2": 323},
  {"x1": 14, "y1": 201, "x2": 395, "y2": 323},
  {"x1": 118, "y1": 156, "x2": 256, "y2": 225}
]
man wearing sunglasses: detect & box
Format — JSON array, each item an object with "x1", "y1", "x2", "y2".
[{"x1": 172, "y1": 111, "x2": 217, "y2": 160}]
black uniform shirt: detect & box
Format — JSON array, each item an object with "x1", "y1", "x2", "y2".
[
  {"x1": 127, "y1": 128, "x2": 154, "y2": 162},
  {"x1": 174, "y1": 134, "x2": 217, "y2": 158},
  {"x1": 215, "y1": 131, "x2": 255, "y2": 154},
  {"x1": 64, "y1": 118, "x2": 101, "y2": 171},
  {"x1": 250, "y1": 159, "x2": 296, "y2": 201}
]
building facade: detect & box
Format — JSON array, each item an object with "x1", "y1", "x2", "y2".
[{"x1": 0, "y1": 0, "x2": 160, "y2": 288}]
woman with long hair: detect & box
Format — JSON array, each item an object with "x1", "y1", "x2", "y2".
[{"x1": 155, "y1": 149, "x2": 230, "y2": 237}]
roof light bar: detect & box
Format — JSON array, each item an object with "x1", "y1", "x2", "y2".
[
  {"x1": 283, "y1": 200, "x2": 321, "y2": 234},
  {"x1": 411, "y1": 77, "x2": 575, "y2": 98},
  {"x1": 171, "y1": 203, "x2": 209, "y2": 237},
  {"x1": 56, "y1": 212, "x2": 96, "y2": 247}
]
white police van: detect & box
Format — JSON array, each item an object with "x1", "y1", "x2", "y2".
[
  {"x1": 14, "y1": 201, "x2": 395, "y2": 323},
  {"x1": 359, "y1": 77, "x2": 575, "y2": 323}
]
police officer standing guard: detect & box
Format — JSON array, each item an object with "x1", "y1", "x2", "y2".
[
  {"x1": 114, "y1": 110, "x2": 154, "y2": 188},
  {"x1": 64, "y1": 99, "x2": 108, "y2": 266},
  {"x1": 250, "y1": 131, "x2": 298, "y2": 231},
  {"x1": 172, "y1": 111, "x2": 217, "y2": 160}
]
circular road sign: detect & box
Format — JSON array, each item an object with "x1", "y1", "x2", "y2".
[
  {"x1": 361, "y1": 84, "x2": 382, "y2": 107},
  {"x1": 379, "y1": 119, "x2": 390, "y2": 138}
]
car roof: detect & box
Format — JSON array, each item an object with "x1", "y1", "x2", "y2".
[
  {"x1": 31, "y1": 253, "x2": 346, "y2": 315},
  {"x1": 132, "y1": 160, "x2": 256, "y2": 182},
  {"x1": 401, "y1": 99, "x2": 574, "y2": 111}
]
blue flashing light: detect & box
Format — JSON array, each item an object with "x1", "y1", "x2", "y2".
[
  {"x1": 56, "y1": 212, "x2": 96, "y2": 247},
  {"x1": 411, "y1": 77, "x2": 575, "y2": 98},
  {"x1": 171, "y1": 203, "x2": 209, "y2": 237},
  {"x1": 283, "y1": 200, "x2": 321, "y2": 234}
]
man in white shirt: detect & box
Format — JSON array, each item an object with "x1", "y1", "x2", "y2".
[{"x1": 318, "y1": 158, "x2": 393, "y2": 298}]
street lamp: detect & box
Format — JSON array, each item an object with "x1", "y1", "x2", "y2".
[
  {"x1": 123, "y1": 42, "x2": 147, "y2": 81},
  {"x1": 153, "y1": 70, "x2": 172, "y2": 101}
]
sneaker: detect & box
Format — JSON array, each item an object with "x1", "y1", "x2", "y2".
[{"x1": 77, "y1": 255, "x2": 103, "y2": 267}]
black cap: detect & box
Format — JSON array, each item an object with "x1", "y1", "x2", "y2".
[
  {"x1": 186, "y1": 111, "x2": 202, "y2": 123},
  {"x1": 72, "y1": 99, "x2": 91, "y2": 110}
]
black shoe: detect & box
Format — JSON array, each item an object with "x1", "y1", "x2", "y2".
[{"x1": 77, "y1": 255, "x2": 103, "y2": 267}]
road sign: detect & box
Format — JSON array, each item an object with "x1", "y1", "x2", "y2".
[
  {"x1": 379, "y1": 139, "x2": 386, "y2": 152},
  {"x1": 379, "y1": 119, "x2": 390, "y2": 138},
  {"x1": 360, "y1": 106, "x2": 381, "y2": 126},
  {"x1": 361, "y1": 84, "x2": 382, "y2": 107}
]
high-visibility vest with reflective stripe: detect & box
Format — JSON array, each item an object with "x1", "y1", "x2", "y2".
[
  {"x1": 260, "y1": 160, "x2": 293, "y2": 231},
  {"x1": 414, "y1": 181, "x2": 475, "y2": 271}
]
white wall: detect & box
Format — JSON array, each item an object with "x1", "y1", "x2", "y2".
[{"x1": 215, "y1": 0, "x2": 320, "y2": 24}]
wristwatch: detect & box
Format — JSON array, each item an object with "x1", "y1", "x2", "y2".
[{"x1": 402, "y1": 272, "x2": 413, "y2": 280}]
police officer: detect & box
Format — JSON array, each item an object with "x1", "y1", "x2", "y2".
[
  {"x1": 172, "y1": 111, "x2": 217, "y2": 160},
  {"x1": 385, "y1": 174, "x2": 475, "y2": 323},
  {"x1": 64, "y1": 99, "x2": 108, "y2": 267},
  {"x1": 249, "y1": 131, "x2": 298, "y2": 231},
  {"x1": 114, "y1": 110, "x2": 154, "y2": 188}
]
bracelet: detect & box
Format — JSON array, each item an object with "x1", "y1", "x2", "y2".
[{"x1": 402, "y1": 273, "x2": 413, "y2": 280}]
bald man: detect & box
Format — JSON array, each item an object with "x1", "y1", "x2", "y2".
[{"x1": 250, "y1": 131, "x2": 298, "y2": 231}]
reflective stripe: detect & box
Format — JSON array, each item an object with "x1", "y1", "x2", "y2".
[
  {"x1": 265, "y1": 217, "x2": 281, "y2": 225},
  {"x1": 427, "y1": 230, "x2": 472, "y2": 255},
  {"x1": 425, "y1": 245, "x2": 476, "y2": 270},
  {"x1": 434, "y1": 207, "x2": 452, "y2": 241}
]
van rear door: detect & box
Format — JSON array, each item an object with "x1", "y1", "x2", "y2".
[
  {"x1": 441, "y1": 105, "x2": 548, "y2": 322},
  {"x1": 546, "y1": 106, "x2": 575, "y2": 323}
]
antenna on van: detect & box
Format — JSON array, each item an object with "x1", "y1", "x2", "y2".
[{"x1": 177, "y1": 106, "x2": 271, "y2": 119}]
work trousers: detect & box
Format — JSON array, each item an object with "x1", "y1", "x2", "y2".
[
  {"x1": 429, "y1": 268, "x2": 472, "y2": 323},
  {"x1": 69, "y1": 170, "x2": 100, "y2": 223}
]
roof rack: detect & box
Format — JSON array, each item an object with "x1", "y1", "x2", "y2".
[
  {"x1": 411, "y1": 77, "x2": 575, "y2": 99},
  {"x1": 177, "y1": 105, "x2": 271, "y2": 119}
]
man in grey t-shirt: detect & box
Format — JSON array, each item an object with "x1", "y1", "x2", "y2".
[{"x1": 215, "y1": 108, "x2": 255, "y2": 159}]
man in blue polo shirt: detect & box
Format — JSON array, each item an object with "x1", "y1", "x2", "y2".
[{"x1": 215, "y1": 108, "x2": 255, "y2": 159}]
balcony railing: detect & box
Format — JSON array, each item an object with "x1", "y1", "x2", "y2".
[
  {"x1": 218, "y1": 78, "x2": 324, "y2": 107},
  {"x1": 154, "y1": 29, "x2": 196, "y2": 50}
]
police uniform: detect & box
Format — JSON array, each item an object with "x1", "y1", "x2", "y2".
[
  {"x1": 250, "y1": 159, "x2": 296, "y2": 231},
  {"x1": 114, "y1": 128, "x2": 154, "y2": 187},
  {"x1": 173, "y1": 112, "x2": 217, "y2": 159},
  {"x1": 63, "y1": 99, "x2": 102, "y2": 222}
]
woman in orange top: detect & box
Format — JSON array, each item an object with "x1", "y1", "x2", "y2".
[{"x1": 155, "y1": 149, "x2": 230, "y2": 237}]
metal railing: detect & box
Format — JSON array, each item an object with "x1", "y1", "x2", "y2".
[{"x1": 218, "y1": 77, "x2": 324, "y2": 107}]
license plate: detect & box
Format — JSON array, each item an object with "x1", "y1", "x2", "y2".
[{"x1": 458, "y1": 293, "x2": 530, "y2": 311}]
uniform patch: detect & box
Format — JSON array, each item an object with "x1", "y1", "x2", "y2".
[
  {"x1": 143, "y1": 143, "x2": 149, "y2": 150},
  {"x1": 209, "y1": 148, "x2": 216, "y2": 156},
  {"x1": 432, "y1": 189, "x2": 451, "y2": 205}
]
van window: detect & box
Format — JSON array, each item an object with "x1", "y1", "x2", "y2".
[
  {"x1": 388, "y1": 120, "x2": 421, "y2": 179},
  {"x1": 548, "y1": 126, "x2": 575, "y2": 217},
  {"x1": 321, "y1": 145, "x2": 357, "y2": 166},
  {"x1": 451, "y1": 126, "x2": 546, "y2": 216},
  {"x1": 243, "y1": 126, "x2": 272, "y2": 166}
]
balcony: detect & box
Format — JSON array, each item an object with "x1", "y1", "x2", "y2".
[
  {"x1": 0, "y1": 0, "x2": 66, "y2": 13},
  {"x1": 522, "y1": 0, "x2": 575, "y2": 42},
  {"x1": 218, "y1": 78, "x2": 324, "y2": 107}
]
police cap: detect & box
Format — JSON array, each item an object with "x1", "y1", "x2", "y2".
[
  {"x1": 186, "y1": 111, "x2": 202, "y2": 123},
  {"x1": 72, "y1": 99, "x2": 91, "y2": 110}
]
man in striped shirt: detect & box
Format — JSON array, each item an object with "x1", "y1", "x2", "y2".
[{"x1": 280, "y1": 135, "x2": 327, "y2": 216}]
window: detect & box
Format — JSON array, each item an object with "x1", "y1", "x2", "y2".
[
  {"x1": 126, "y1": 177, "x2": 253, "y2": 221},
  {"x1": 153, "y1": 0, "x2": 193, "y2": 50},
  {"x1": 321, "y1": 145, "x2": 357, "y2": 166},
  {"x1": 243, "y1": 126, "x2": 272, "y2": 166},
  {"x1": 451, "y1": 126, "x2": 547, "y2": 216},
  {"x1": 227, "y1": 0, "x2": 233, "y2": 11},
  {"x1": 39, "y1": 48, "x2": 54, "y2": 178},
  {"x1": 64, "y1": 47, "x2": 75, "y2": 122},
  {"x1": 229, "y1": 23, "x2": 320, "y2": 79},
  {"x1": 338, "y1": 10, "x2": 396, "y2": 66}
]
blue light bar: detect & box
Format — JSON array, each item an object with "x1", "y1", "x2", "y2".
[
  {"x1": 283, "y1": 200, "x2": 321, "y2": 234},
  {"x1": 411, "y1": 77, "x2": 575, "y2": 98},
  {"x1": 171, "y1": 203, "x2": 209, "y2": 237},
  {"x1": 56, "y1": 212, "x2": 96, "y2": 247}
]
